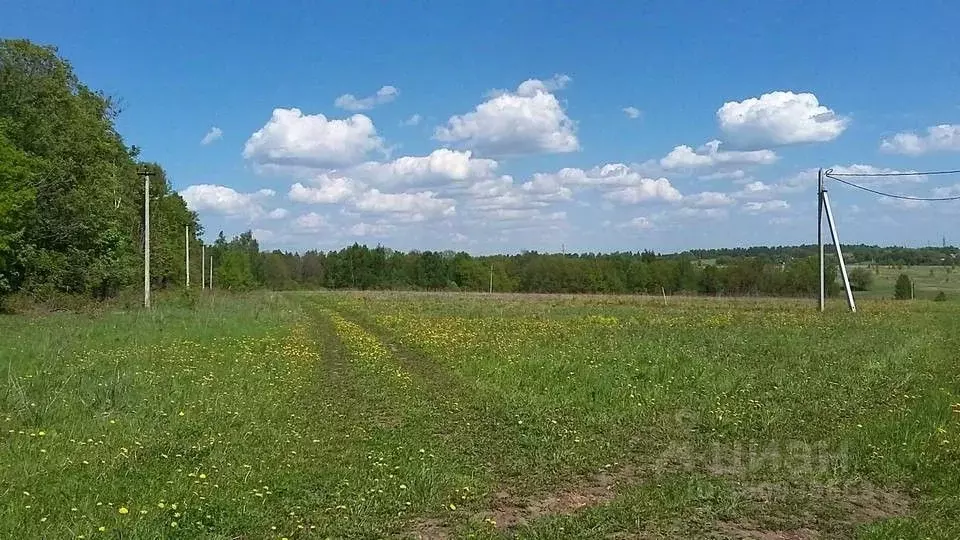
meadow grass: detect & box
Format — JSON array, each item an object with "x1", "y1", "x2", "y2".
[
  {"x1": 851, "y1": 264, "x2": 960, "y2": 300},
  {"x1": 1, "y1": 291, "x2": 959, "y2": 538}
]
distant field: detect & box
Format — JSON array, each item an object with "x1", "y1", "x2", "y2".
[
  {"x1": 850, "y1": 264, "x2": 960, "y2": 300},
  {"x1": 2, "y1": 292, "x2": 959, "y2": 538}
]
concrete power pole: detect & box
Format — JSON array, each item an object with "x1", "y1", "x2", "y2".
[
  {"x1": 201, "y1": 244, "x2": 205, "y2": 289},
  {"x1": 185, "y1": 226, "x2": 190, "y2": 288},
  {"x1": 817, "y1": 169, "x2": 824, "y2": 312},
  {"x1": 209, "y1": 256, "x2": 213, "y2": 290},
  {"x1": 140, "y1": 169, "x2": 151, "y2": 308}
]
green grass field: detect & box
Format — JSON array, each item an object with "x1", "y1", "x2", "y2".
[
  {"x1": 2, "y1": 292, "x2": 959, "y2": 539},
  {"x1": 851, "y1": 265, "x2": 960, "y2": 300}
]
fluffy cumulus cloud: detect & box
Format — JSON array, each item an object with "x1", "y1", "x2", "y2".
[
  {"x1": 659, "y1": 140, "x2": 777, "y2": 171},
  {"x1": 717, "y1": 91, "x2": 849, "y2": 147},
  {"x1": 622, "y1": 106, "x2": 641, "y2": 119},
  {"x1": 294, "y1": 212, "x2": 328, "y2": 232},
  {"x1": 743, "y1": 200, "x2": 790, "y2": 213},
  {"x1": 685, "y1": 191, "x2": 735, "y2": 207},
  {"x1": 604, "y1": 179, "x2": 683, "y2": 204},
  {"x1": 354, "y1": 189, "x2": 455, "y2": 222},
  {"x1": 880, "y1": 124, "x2": 960, "y2": 156},
  {"x1": 349, "y1": 222, "x2": 395, "y2": 237},
  {"x1": 348, "y1": 149, "x2": 498, "y2": 187},
  {"x1": 243, "y1": 108, "x2": 383, "y2": 168},
  {"x1": 734, "y1": 180, "x2": 775, "y2": 199},
  {"x1": 288, "y1": 175, "x2": 358, "y2": 204},
  {"x1": 826, "y1": 164, "x2": 925, "y2": 183},
  {"x1": 180, "y1": 184, "x2": 281, "y2": 219},
  {"x1": 200, "y1": 126, "x2": 223, "y2": 145},
  {"x1": 434, "y1": 74, "x2": 578, "y2": 156},
  {"x1": 879, "y1": 197, "x2": 929, "y2": 210},
  {"x1": 933, "y1": 183, "x2": 960, "y2": 197},
  {"x1": 334, "y1": 85, "x2": 399, "y2": 111},
  {"x1": 618, "y1": 216, "x2": 654, "y2": 230}
]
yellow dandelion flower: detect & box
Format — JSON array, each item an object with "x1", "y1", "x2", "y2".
[
  {"x1": 118, "y1": 507, "x2": 129, "y2": 515},
  {"x1": 98, "y1": 526, "x2": 106, "y2": 532}
]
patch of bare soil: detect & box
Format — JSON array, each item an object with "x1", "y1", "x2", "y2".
[
  {"x1": 715, "y1": 480, "x2": 910, "y2": 539},
  {"x1": 716, "y1": 521, "x2": 820, "y2": 540},
  {"x1": 406, "y1": 465, "x2": 639, "y2": 538},
  {"x1": 408, "y1": 518, "x2": 452, "y2": 540}
]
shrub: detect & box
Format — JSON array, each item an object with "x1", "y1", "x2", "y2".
[
  {"x1": 935, "y1": 291, "x2": 947, "y2": 302},
  {"x1": 894, "y1": 274, "x2": 913, "y2": 300},
  {"x1": 848, "y1": 267, "x2": 874, "y2": 291}
]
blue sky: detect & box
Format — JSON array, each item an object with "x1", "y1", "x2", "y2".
[{"x1": 7, "y1": 1, "x2": 960, "y2": 253}]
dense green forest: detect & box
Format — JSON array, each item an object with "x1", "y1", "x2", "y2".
[
  {"x1": 3, "y1": 38, "x2": 957, "y2": 306},
  {"x1": 0, "y1": 39, "x2": 200, "y2": 303}
]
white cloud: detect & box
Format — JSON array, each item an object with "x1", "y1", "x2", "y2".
[
  {"x1": 180, "y1": 184, "x2": 276, "y2": 218},
  {"x1": 483, "y1": 208, "x2": 566, "y2": 223},
  {"x1": 519, "y1": 174, "x2": 573, "y2": 202},
  {"x1": 618, "y1": 217, "x2": 654, "y2": 230},
  {"x1": 880, "y1": 124, "x2": 960, "y2": 156},
  {"x1": 288, "y1": 176, "x2": 358, "y2": 204},
  {"x1": 200, "y1": 127, "x2": 223, "y2": 145},
  {"x1": 465, "y1": 176, "x2": 544, "y2": 213},
  {"x1": 659, "y1": 140, "x2": 777, "y2": 170},
  {"x1": 827, "y1": 164, "x2": 925, "y2": 184},
  {"x1": 354, "y1": 189, "x2": 455, "y2": 221},
  {"x1": 348, "y1": 222, "x2": 395, "y2": 237},
  {"x1": 434, "y1": 75, "x2": 578, "y2": 156},
  {"x1": 700, "y1": 169, "x2": 747, "y2": 181},
  {"x1": 537, "y1": 163, "x2": 652, "y2": 187},
  {"x1": 932, "y1": 183, "x2": 960, "y2": 197},
  {"x1": 295, "y1": 212, "x2": 328, "y2": 231},
  {"x1": 402, "y1": 114, "x2": 422, "y2": 126},
  {"x1": 734, "y1": 180, "x2": 775, "y2": 199},
  {"x1": 623, "y1": 106, "x2": 641, "y2": 119},
  {"x1": 673, "y1": 207, "x2": 729, "y2": 219},
  {"x1": 685, "y1": 191, "x2": 735, "y2": 207},
  {"x1": 243, "y1": 108, "x2": 383, "y2": 168},
  {"x1": 744, "y1": 200, "x2": 790, "y2": 213},
  {"x1": 717, "y1": 91, "x2": 849, "y2": 147},
  {"x1": 267, "y1": 208, "x2": 289, "y2": 219},
  {"x1": 523, "y1": 163, "x2": 683, "y2": 205},
  {"x1": 348, "y1": 149, "x2": 498, "y2": 187},
  {"x1": 603, "y1": 178, "x2": 683, "y2": 204},
  {"x1": 878, "y1": 197, "x2": 930, "y2": 209},
  {"x1": 334, "y1": 85, "x2": 399, "y2": 111}
]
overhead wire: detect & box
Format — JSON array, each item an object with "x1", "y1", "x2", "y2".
[{"x1": 823, "y1": 169, "x2": 960, "y2": 201}]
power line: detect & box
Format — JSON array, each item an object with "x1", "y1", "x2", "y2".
[
  {"x1": 824, "y1": 173, "x2": 960, "y2": 201},
  {"x1": 824, "y1": 168, "x2": 960, "y2": 178}
]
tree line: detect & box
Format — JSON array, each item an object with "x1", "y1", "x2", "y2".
[
  {"x1": 208, "y1": 236, "x2": 841, "y2": 297},
  {"x1": 688, "y1": 245, "x2": 959, "y2": 267}
]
